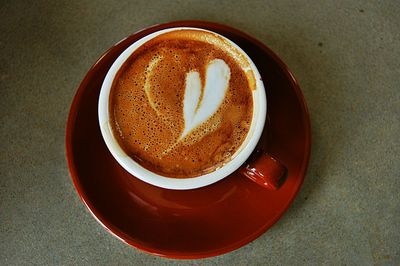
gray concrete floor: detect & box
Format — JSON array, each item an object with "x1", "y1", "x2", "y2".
[{"x1": 1, "y1": 0, "x2": 399, "y2": 265}]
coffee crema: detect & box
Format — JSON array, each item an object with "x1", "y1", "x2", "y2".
[{"x1": 109, "y1": 29, "x2": 254, "y2": 178}]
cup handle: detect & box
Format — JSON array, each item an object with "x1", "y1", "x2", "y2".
[{"x1": 239, "y1": 150, "x2": 287, "y2": 190}]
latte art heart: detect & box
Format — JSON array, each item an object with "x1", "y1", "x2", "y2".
[
  {"x1": 109, "y1": 29, "x2": 253, "y2": 178},
  {"x1": 182, "y1": 59, "x2": 230, "y2": 139},
  {"x1": 143, "y1": 57, "x2": 231, "y2": 143}
]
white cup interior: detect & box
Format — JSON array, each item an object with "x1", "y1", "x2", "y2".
[{"x1": 98, "y1": 27, "x2": 266, "y2": 190}]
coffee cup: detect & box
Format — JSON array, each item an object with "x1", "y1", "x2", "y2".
[{"x1": 98, "y1": 27, "x2": 286, "y2": 190}]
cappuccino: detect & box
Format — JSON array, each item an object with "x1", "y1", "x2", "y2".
[{"x1": 109, "y1": 29, "x2": 255, "y2": 178}]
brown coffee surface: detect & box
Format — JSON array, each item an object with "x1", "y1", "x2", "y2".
[{"x1": 109, "y1": 29, "x2": 254, "y2": 178}]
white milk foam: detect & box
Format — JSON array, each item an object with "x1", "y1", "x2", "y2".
[{"x1": 181, "y1": 59, "x2": 230, "y2": 139}]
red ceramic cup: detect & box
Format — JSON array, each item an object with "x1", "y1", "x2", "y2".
[{"x1": 98, "y1": 27, "x2": 286, "y2": 190}]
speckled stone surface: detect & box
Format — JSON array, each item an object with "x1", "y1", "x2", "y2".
[{"x1": 1, "y1": 0, "x2": 399, "y2": 265}]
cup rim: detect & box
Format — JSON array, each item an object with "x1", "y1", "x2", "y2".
[{"x1": 98, "y1": 27, "x2": 266, "y2": 190}]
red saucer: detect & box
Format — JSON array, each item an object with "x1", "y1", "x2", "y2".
[{"x1": 66, "y1": 21, "x2": 311, "y2": 259}]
